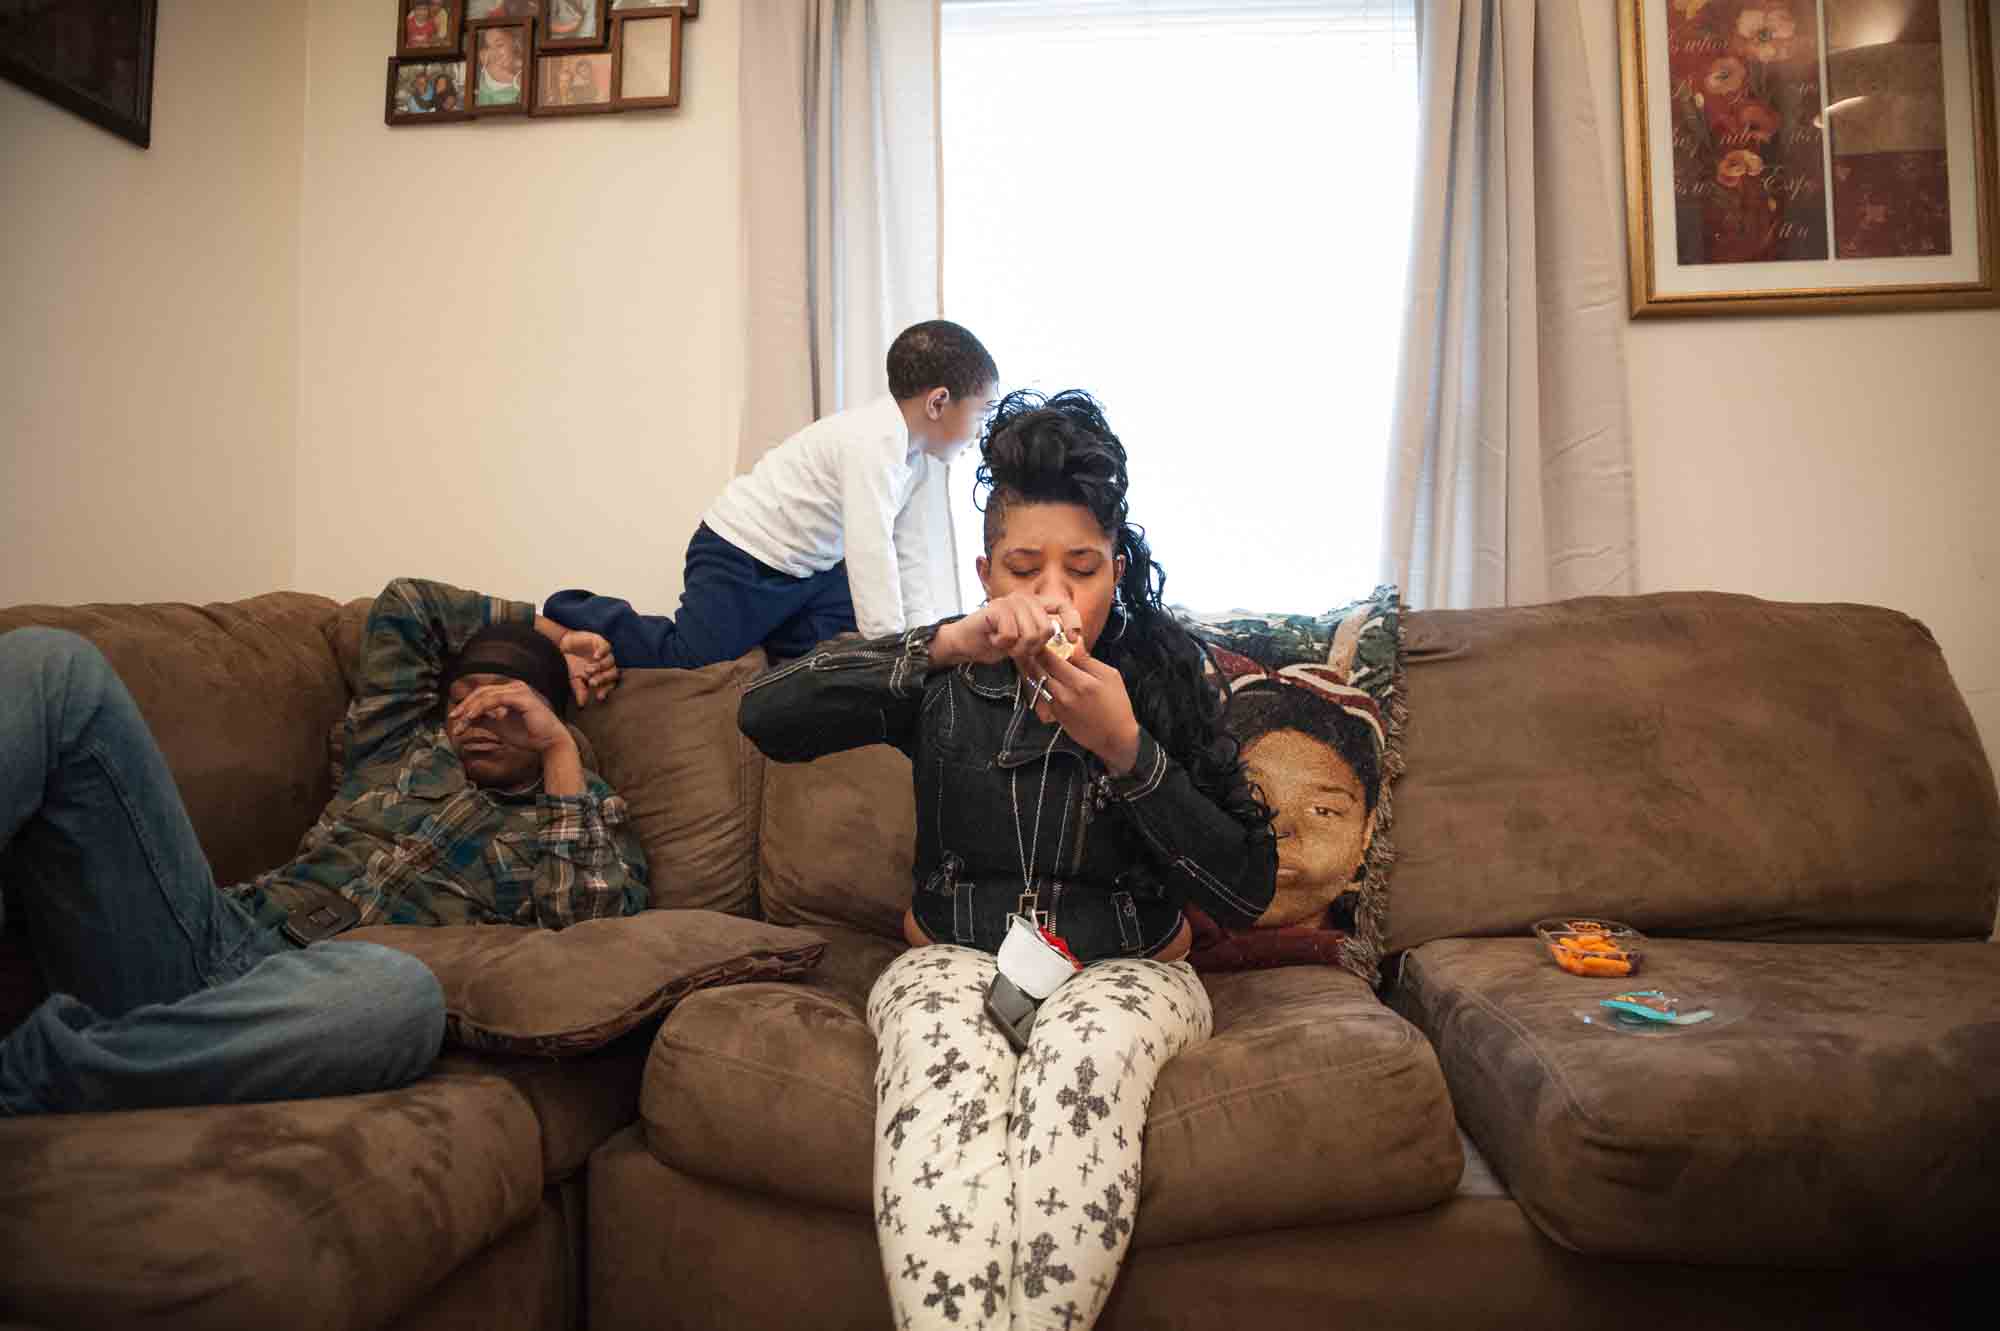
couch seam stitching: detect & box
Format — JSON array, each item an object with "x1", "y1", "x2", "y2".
[
  {"x1": 1147, "y1": 1021, "x2": 1428, "y2": 1127},
  {"x1": 653, "y1": 1038, "x2": 875, "y2": 1113}
]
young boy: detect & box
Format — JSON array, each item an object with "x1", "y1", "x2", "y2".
[{"x1": 544, "y1": 320, "x2": 999, "y2": 668}]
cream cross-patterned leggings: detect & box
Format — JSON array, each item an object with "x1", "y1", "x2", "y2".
[{"x1": 865, "y1": 945, "x2": 1213, "y2": 1331}]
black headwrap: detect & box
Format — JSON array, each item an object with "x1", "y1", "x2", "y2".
[{"x1": 441, "y1": 623, "x2": 570, "y2": 719}]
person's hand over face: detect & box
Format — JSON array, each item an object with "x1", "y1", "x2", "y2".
[{"x1": 447, "y1": 678, "x2": 570, "y2": 755}]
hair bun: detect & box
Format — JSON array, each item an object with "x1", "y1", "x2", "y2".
[{"x1": 976, "y1": 389, "x2": 1130, "y2": 519}]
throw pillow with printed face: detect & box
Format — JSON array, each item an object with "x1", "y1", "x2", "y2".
[{"x1": 1182, "y1": 586, "x2": 1404, "y2": 987}]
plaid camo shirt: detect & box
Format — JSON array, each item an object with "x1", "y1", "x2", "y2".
[{"x1": 228, "y1": 578, "x2": 647, "y2": 932}]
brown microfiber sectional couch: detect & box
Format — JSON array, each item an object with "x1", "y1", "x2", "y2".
[{"x1": 2, "y1": 590, "x2": 1996, "y2": 1331}]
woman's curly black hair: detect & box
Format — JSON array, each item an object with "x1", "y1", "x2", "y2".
[{"x1": 974, "y1": 389, "x2": 1274, "y2": 835}]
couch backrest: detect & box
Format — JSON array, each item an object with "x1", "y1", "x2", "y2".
[
  {"x1": 1388, "y1": 592, "x2": 2000, "y2": 951},
  {"x1": 757, "y1": 745, "x2": 916, "y2": 940},
  {"x1": 24, "y1": 588, "x2": 1986, "y2": 957},
  {"x1": 0, "y1": 594, "x2": 352, "y2": 889},
  {"x1": 572, "y1": 658, "x2": 768, "y2": 916}
]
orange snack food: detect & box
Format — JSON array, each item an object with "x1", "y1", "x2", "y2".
[
  {"x1": 1534, "y1": 917, "x2": 1645, "y2": 978},
  {"x1": 1552, "y1": 944, "x2": 1635, "y2": 978}
]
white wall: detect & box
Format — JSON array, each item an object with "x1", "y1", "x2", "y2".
[
  {"x1": 0, "y1": 2, "x2": 306, "y2": 607},
  {"x1": 1576, "y1": 6, "x2": 2000, "y2": 760},
  {"x1": 4, "y1": 4, "x2": 1994, "y2": 772},
  {"x1": 291, "y1": 1, "x2": 742, "y2": 610}
]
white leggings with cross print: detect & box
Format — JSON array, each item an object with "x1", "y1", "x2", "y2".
[{"x1": 865, "y1": 944, "x2": 1213, "y2": 1331}]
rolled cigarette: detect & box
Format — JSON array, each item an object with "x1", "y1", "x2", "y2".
[{"x1": 1044, "y1": 619, "x2": 1075, "y2": 661}]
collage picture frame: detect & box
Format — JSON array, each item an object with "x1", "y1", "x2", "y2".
[{"x1": 385, "y1": 0, "x2": 694, "y2": 126}]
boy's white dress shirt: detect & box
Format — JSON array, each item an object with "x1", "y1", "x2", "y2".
[{"x1": 703, "y1": 394, "x2": 939, "y2": 637}]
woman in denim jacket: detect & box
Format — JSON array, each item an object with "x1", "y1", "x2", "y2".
[{"x1": 741, "y1": 389, "x2": 1277, "y2": 1331}]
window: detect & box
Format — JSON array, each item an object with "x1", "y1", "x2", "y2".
[{"x1": 943, "y1": 0, "x2": 1418, "y2": 613}]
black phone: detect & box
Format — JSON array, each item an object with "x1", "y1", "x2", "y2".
[{"x1": 984, "y1": 972, "x2": 1039, "y2": 1051}]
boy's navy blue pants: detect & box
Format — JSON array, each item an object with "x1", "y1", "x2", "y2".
[{"x1": 543, "y1": 524, "x2": 859, "y2": 669}]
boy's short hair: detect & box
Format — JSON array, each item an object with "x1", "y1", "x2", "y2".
[{"x1": 886, "y1": 320, "x2": 999, "y2": 401}]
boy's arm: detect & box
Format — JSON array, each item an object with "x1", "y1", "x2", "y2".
[
  {"x1": 543, "y1": 590, "x2": 680, "y2": 668},
  {"x1": 891, "y1": 460, "x2": 942, "y2": 630},
  {"x1": 347, "y1": 577, "x2": 533, "y2": 772},
  {"x1": 839, "y1": 435, "x2": 910, "y2": 638}
]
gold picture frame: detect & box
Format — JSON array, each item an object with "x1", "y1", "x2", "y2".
[{"x1": 1619, "y1": 0, "x2": 2000, "y2": 316}]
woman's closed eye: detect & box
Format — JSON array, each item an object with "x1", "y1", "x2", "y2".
[{"x1": 1001, "y1": 561, "x2": 1101, "y2": 581}]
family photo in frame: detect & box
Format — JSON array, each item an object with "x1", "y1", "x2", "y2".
[
  {"x1": 399, "y1": 1, "x2": 462, "y2": 59},
  {"x1": 1619, "y1": 0, "x2": 2000, "y2": 314},
  {"x1": 473, "y1": 22, "x2": 532, "y2": 111}
]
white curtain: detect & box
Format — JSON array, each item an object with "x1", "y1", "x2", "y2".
[
  {"x1": 737, "y1": 0, "x2": 960, "y2": 615},
  {"x1": 1383, "y1": 0, "x2": 1636, "y2": 610}
]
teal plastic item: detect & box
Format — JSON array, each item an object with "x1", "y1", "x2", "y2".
[{"x1": 1599, "y1": 990, "x2": 1715, "y2": 1026}]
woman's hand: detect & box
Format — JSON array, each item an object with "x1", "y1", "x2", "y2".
[
  {"x1": 1038, "y1": 644, "x2": 1142, "y2": 776},
  {"x1": 933, "y1": 594, "x2": 1084, "y2": 677}
]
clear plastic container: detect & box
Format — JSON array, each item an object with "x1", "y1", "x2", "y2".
[{"x1": 1533, "y1": 916, "x2": 1645, "y2": 979}]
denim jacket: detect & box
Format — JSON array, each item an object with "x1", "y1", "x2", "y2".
[{"x1": 738, "y1": 622, "x2": 1276, "y2": 964}]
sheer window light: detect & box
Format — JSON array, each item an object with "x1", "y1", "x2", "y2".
[{"x1": 943, "y1": 0, "x2": 1417, "y2": 613}]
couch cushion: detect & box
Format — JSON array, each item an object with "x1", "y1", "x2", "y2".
[
  {"x1": 646, "y1": 930, "x2": 1464, "y2": 1245},
  {"x1": 1394, "y1": 936, "x2": 2000, "y2": 1265},
  {"x1": 573, "y1": 661, "x2": 769, "y2": 915},
  {"x1": 0, "y1": 593, "x2": 351, "y2": 888},
  {"x1": 1389, "y1": 593, "x2": 2000, "y2": 951},
  {"x1": 758, "y1": 745, "x2": 916, "y2": 940},
  {"x1": 1138, "y1": 964, "x2": 1462, "y2": 1244},
  {"x1": 0, "y1": 1068, "x2": 541, "y2": 1331},
  {"x1": 435, "y1": 1039, "x2": 649, "y2": 1181},
  {"x1": 643, "y1": 924, "x2": 898, "y2": 1211},
  {"x1": 349, "y1": 911, "x2": 825, "y2": 1056},
  {"x1": 383, "y1": 1189, "x2": 571, "y2": 1331}
]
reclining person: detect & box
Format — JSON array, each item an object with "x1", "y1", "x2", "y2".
[{"x1": 0, "y1": 577, "x2": 647, "y2": 1116}]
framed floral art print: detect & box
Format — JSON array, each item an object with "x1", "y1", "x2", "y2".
[{"x1": 1619, "y1": 0, "x2": 2000, "y2": 315}]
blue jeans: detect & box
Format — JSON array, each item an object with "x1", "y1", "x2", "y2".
[
  {"x1": 544, "y1": 523, "x2": 859, "y2": 669},
  {"x1": 0, "y1": 628, "x2": 445, "y2": 1115}
]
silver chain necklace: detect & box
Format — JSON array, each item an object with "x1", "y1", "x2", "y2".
[{"x1": 1010, "y1": 676, "x2": 1065, "y2": 913}]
